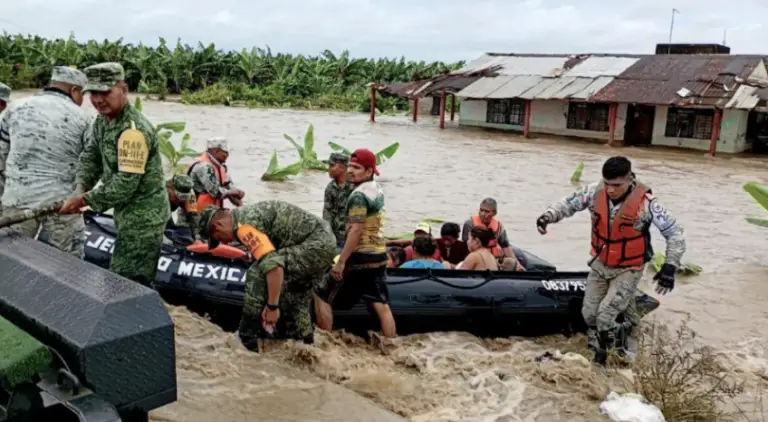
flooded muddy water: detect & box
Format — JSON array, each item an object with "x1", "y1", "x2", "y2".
[{"x1": 10, "y1": 91, "x2": 768, "y2": 421}]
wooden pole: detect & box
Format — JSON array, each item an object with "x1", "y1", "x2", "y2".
[
  {"x1": 450, "y1": 94, "x2": 456, "y2": 121},
  {"x1": 523, "y1": 100, "x2": 532, "y2": 138},
  {"x1": 412, "y1": 97, "x2": 419, "y2": 122},
  {"x1": 369, "y1": 85, "x2": 376, "y2": 123},
  {"x1": 439, "y1": 89, "x2": 446, "y2": 129},
  {"x1": 608, "y1": 103, "x2": 618, "y2": 146},
  {"x1": 709, "y1": 108, "x2": 722, "y2": 156}
]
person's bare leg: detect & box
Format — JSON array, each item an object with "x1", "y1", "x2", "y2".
[
  {"x1": 313, "y1": 294, "x2": 334, "y2": 331},
  {"x1": 370, "y1": 302, "x2": 396, "y2": 337}
]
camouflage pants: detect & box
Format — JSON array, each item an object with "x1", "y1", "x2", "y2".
[
  {"x1": 582, "y1": 259, "x2": 643, "y2": 334},
  {"x1": 2, "y1": 206, "x2": 84, "y2": 258},
  {"x1": 239, "y1": 226, "x2": 336, "y2": 341},
  {"x1": 111, "y1": 215, "x2": 165, "y2": 288}
]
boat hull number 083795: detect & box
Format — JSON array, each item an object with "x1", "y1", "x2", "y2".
[{"x1": 540, "y1": 279, "x2": 586, "y2": 292}]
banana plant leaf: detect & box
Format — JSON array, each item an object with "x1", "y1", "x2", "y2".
[
  {"x1": 328, "y1": 142, "x2": 351, "y2": 155},
  {"x1": 743, "y1": 182, "x2": 768, "y2": 212},
  {"x1": 135, "y1": 97, "x2": 143, "y2": 112},
  {"x1": 261, "y1": 150, "x2": 303, "y2": 181},
  {"x1": 570, "y1": 161, "x2": 584, "y2": 184},
  {"x1": 745, "y1": 217, "x2": 768, "y2": 228},
  {"x1": 156, "y1": 122, "x2": 186, "y2": 133},
  {"x1": 649, "y1": 252, "x2": 702, "y2": 276},
  {"x1": 375, "y1": 142, "x2": 400, "y2": 166}
]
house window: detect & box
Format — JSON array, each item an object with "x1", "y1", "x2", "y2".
[
  {"x1": 567, "y1": 102, "x2": 610, "y2": 132},
  {"x1": 664, "y1": 107, "x2": 714, "y2": 139},
  {"x1": 485, "y1": 99, "x2": 525, "y2": 125}
]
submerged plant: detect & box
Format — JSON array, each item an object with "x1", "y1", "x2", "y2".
[
  {"x1": 261, "y1": 150, "x2": 304, "y2": 182},
  {"x1": 134, "y1": 98, "x2": 197, "y2": 175},
  {"x1": 570, "y1": 161, "x2": 584, "y2": 184},
  {"x1": 283, "y1": 124, "x2": 327, "y2": 171},
  {"x1": 327, "y1": 141, "x2": 400, "y2": 166},
  {"x1": 650, "y1": 252, "x2": 702, "y2": 276},
  {"x1": 743, "y1": 182, "x2": 768, "y2": 228}
]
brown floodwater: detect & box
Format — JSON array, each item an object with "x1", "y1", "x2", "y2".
[{"x1": 9, "y1": 91, "x2": 768, "y2": 421}]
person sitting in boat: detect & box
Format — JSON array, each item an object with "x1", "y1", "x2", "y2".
[
  {"x1": 186, "y1": 137, "x2": 245, "y2": 208},
  {"x1": 387, "y1": 246, "x2": 406, "y2": 268},
  {"x1": 400, "y1": 236, "x2": 452, "y2": 269},
  {"x1": 461, "y1": 197, "x2": 521, "y2": 270},
  {"x1": 164, "y1": 174, "x2": 199, "y2": 245},
  {"x1": 403, "y1": 222, "x2": 441, "y2": 261},
  {"x1": 457, "y1": 227, "x2": 499, "y2": 271},
  {"x1": 436, "y1": 222, "x2": 468, "y2": 265}
]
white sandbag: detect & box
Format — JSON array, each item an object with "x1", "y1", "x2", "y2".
[{"x1": 599, "y1": 391, "x2": 665, "y2": 422}]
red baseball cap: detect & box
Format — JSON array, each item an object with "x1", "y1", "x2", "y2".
[{"x1": 350, "y1": 149, "x2": 379, "y2": 175}]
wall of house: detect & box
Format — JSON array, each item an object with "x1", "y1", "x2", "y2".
[
  {"x1": 409, "y1": 96, "x2": 437, "y2": 116},
  {"x1": 458, "y1": 99, "x2": 627, "y2": 141},
  {"x1": 650, "y1": 106, "x2": 750, "y2": 153}
]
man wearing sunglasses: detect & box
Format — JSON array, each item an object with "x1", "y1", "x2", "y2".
[{"x1": 535, "y1": 156, "x2": 686, "y2": 366}]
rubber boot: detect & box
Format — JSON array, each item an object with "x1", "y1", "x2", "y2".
[
  {"x1": 238, "y1": 331, "x2": 260, "y2": 352},
  {"x1": 586, "y1": 326, "x2": 599, "y2": 352}
]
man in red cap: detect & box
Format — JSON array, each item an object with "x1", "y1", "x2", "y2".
[{"x1": 314, "y1": 148, "x2": 396, "y2": 337}]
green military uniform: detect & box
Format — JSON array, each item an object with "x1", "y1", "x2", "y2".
[
  {"x1": 199, "y1": 201, "x2": 336, "y2": 342},
  {"x1": 166, "y1": 174, "x2": 199, "y2": 245},
  {"x1": 322, "y1": 152, "x2": 354, "y2": 247},
  {"x1": 76, "y1": 62, "x2": 170, "y2": 287}
]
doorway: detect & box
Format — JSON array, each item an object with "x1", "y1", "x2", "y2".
[
  {"x1": 624, "y1": 104, "x2": 656, "y2": 146},
  {"x1": 746, "y1": 111, "x2": 768, "y2": 154}
]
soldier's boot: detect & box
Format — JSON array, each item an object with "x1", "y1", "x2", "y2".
[
  {"x1": 586, "y1": 326, "x2": 599, "y2": 352},
  {"x1": 237, "y1": 322, "x2": 261, "y2": 353},
  {"x1": 594, "y1": 330, "x2": 617, "y2": 366},
  {"x1": 613, "y1": 322, "x2": 636, "y2": 364}
]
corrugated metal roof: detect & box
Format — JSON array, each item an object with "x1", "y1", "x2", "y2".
[
  {"x1": 572, "y1": 76, "x2": 615, "y2": 98},
  {"x1": 725, "y1": 85, "x2": 760, "y2": 109},
  {"x1": 518, "y1": 78, "x2": 561, "y2": 99},
  {"x1": 591, "y1": 55, "x2": 763, "y2": 107},
  {"x1": 456, "y1": 76, "x2": 513, "y2": 98},
  {"x1": 566, "y1": 57, "x2": 640, "y2": 78},
  {"x1": 487, "y1": 76, "x2": 545, "y2": 99},
  {"x1": 492, "y1": 56, "x2": 571, "y2": 76}
]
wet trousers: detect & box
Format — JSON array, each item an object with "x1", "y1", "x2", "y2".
[
  {"x1": 3, "y1": 206, "x2": 85, "y2": 258},
  {"x1": 583, "y1": 259, "x2": 643, "y2": 333},
  {"x1": 239, "y1": 227, "x2": 336, "y2": 341}
]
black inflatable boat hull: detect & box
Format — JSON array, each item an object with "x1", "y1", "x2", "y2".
[{"x1": 82, "y1": 211, "x2": 660, "y2": 336}]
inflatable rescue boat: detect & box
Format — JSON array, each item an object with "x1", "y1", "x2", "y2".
[{"x1": 82, "y1": 211, "x2": 660, "y2": 336}]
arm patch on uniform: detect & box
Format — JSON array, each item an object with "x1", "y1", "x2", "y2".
[
  {"x1": 116, "y1": 123, "x2": 149, "y2": 174},
  {"x1": 236, "y1": 224, "x2": 276, "y2": 259},
  {"x1": 184, "y1": 197, "x2": 198, "y2": 214}
]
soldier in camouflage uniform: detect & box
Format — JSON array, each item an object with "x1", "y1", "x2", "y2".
[
  {"x1": 165, "y1": 174, "x2": 199, "y2": 244},
  {"x1": 0, "y1": 67, "x2": 90, "y2": 257},
  {"x1": 58, "y1": 62, "x2": 170, "y2": 287},
  {"x1": 186, "y1": 137, "x2": 245, "y2": 208},
  {"x1": 0, "y1": 82, "x2": 12, "y2": 210},
  {"x1": 322, "y1": 152, "x2": 354, "y2": 248},
  {"x1": 197, "y1": 201, "x2": 336, "y2": 352},
  {"x1": 536, "y1": 156, "x2": 686, "y2": 365}
]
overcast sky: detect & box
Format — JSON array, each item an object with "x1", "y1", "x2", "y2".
[{"x1": 3, "y1": 0, "x2": 767, "y2": 63}]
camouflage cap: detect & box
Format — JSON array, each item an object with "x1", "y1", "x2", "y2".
[
  {"x1": 198, "y1": 205, "x2": 222, "y2": 249},
  {"x1": 51, "y1": 66, "x2": 88, "y2": 88},
  {"x1": 323, "y1": 152, "x2": 349, "y2": 166},
  {"x1": 206, "y1": 136, "x2": 229, "y2": 152},
  {"x1": 170, "y1": 174, "x2": 194, "y2": 201},
  {"x1": 82, "y1": 62, "x2": 125, "y2": 93},
  {"x1": 0, "y1": 82, "x2": 11, "y2": 104}
]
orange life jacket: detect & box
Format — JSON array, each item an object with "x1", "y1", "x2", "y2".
[
  {"x1": 471, "y1": 214, "x2": 501, "y2": 257},
  {"x1": 186, "y1": 153, "x2": 229, "y2": 209},
  {"x1": 590, "y1": 182, "x2": 651, "y2": 268}
]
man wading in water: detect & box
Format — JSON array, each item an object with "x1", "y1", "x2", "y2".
[
  {"x1": 314, "y1": 148, "x2": 397, "y2": 338},
  {"x1": 322, "y1": 152, "x2": 354, "y2": 249},
  {"x1": 536, "y1": 156, "x2": 686, "y2": 365}
]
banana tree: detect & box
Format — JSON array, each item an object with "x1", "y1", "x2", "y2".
[
  {"x1": 327, "y1": 141, "x2": 400, "y2": 166},
  {"x1": 282, "y1": 124, "x2": 327, "y2": 170},
  {"x1": 743, "y1": 182, "x2": 768, "y2": 228},
  {"x1": 570, "y1": 161, "x2": 584, "y2": 184},
  {"x1": 649, "y1": 252, "x2": 702, "y2": 276}
]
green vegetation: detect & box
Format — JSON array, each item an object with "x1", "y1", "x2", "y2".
[
  {"x1": 570, "y1": 161, "x2": 584, "y2": 184},
  {"x1": 0, "y1": 32, "x2": 463, "y2": 112},
  {"x1": 134, "y1": 98, "x2": 198, "y2": 176},
  {"x1": 743, "y1": 182, "x2": 768, "y2": 228},
  {"x1": 261, "y1": 124, "x2": 401, "y2": 182},
  {"x1": 0, "y1": 315, "x2": 52, "y2": 388},
  {"x1": 650, "y1": 252, "x2": 702, "y2": 276}
]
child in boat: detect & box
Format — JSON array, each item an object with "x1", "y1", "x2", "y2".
[
  {"x1": 387, "y1": 246, "x2": 406, "y2": 268},
  {"x1": 399, "y1": 236, "x2": 452, "y2": 269},
  {"x1": 457, "y1": 227, "x2": 499, "y2": 271}
]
